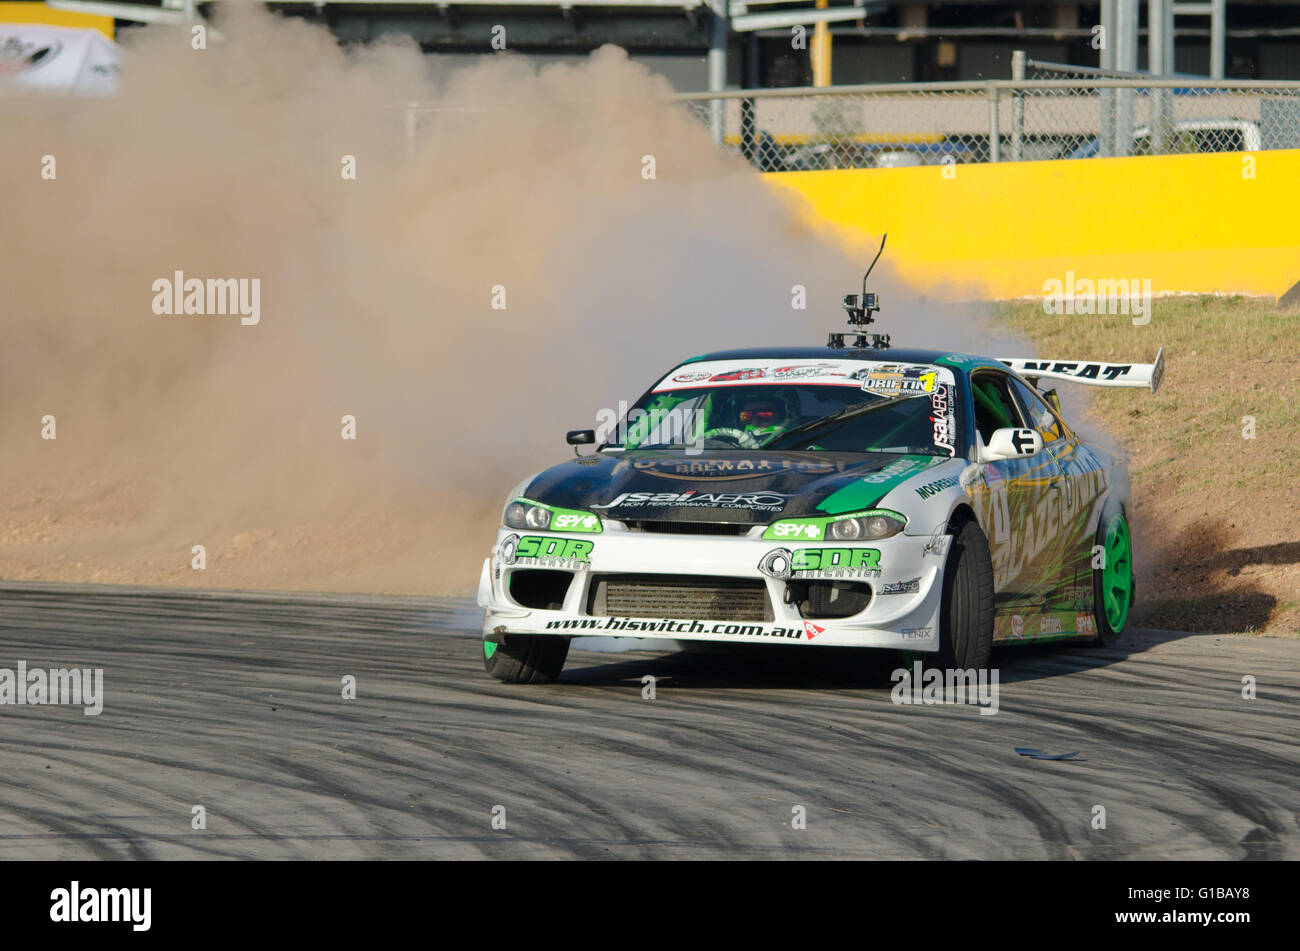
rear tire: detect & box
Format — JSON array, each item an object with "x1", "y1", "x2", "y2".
[
  {"x1": 933, "y1": 516, "x2": 996, "y2": 670},
  {"x1": 1092, "y1": 506, "x2": 1134, "y2": 646},
  {"x1": 482, "y1": 633, "x2": 570, "y2": 684}
]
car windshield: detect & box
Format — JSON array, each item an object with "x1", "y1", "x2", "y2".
[
  {"x1": 764, "y1": 394, "x2": 946, "y2": 454},
  {"x1": 602, "y1": 359, "x2": 959, "y2": 456}
]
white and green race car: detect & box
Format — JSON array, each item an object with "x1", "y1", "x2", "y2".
[{"x1": 478, "y1": 345, "x2": 1164, "y2": 683}]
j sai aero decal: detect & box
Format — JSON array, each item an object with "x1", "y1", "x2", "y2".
[
  {"x1": 592, "y1": 491, "x2": 791, "y2": 512},
  {"x1": 499, "y1": 534, "x2": 594, "y2": 569},
  {"x1": 930, "y1": 382, "x2": 956, "y2": 456},
  {"x1": 758, "y1": 547, "x2": 882, "y2": 579}
]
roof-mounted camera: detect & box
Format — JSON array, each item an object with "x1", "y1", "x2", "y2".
[
  {"x1": 829, "y1": 234, "x2": 890, "y2": 351},
  {"x1": 842, "y1": 292, "x2": 879, "y2": 325}
]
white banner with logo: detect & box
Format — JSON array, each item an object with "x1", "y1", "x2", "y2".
[{"x1": 0, "y1": 22, "x2": 121, "y2": 95}]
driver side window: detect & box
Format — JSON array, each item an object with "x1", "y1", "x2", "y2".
[
  {"x1": 1008, "y1": 378, "x2": 1066, "y2": 443},
  {"x1": 970, "y1": 372, "x2": 1023, "y2": 444}
]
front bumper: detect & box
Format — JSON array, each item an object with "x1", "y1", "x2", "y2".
[{"x1": 478, "y1": 524, "x2": 951, "y2": 651}]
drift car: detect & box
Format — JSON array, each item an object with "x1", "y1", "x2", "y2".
[{"x1": 478, "y1": 290, "x2": 1163, "y2": 683}]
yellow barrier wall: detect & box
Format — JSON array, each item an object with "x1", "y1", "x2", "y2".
[
  {"x1": 0, "y1": 2, "x2": 114, "y2": 38},
  {"x1": 766, "y1": 150, "x2": 1300, "y2": 300}
]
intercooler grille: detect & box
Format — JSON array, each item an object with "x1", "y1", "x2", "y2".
[
  {"x1": 621, "y1": 520, "x2": 752, "y2": 536},
  {"x1": 589, "y1": 574, "x2": 772, "y2": 622}
]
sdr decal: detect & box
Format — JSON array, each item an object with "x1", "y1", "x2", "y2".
[
  {"x1": 500, "y1": 534, "x2": 594, "y2": 568},
  {"x1": 759, "y1": 547, "x2": 881, "y2": 579}
]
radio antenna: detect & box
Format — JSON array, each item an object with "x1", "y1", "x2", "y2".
[
  {"x1": 861, "y1": 233, "x2": 887, "y2": 299},
  {"x1": 830, "y1": 234, "x2": 890, "y2": 350}
]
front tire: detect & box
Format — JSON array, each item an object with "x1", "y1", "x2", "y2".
[
  {"x1": 482, "y1": 633, "x2": 570, "y2": 684},
  {"x1": 934, "y1": 516, "x2": 996, "y2": 670},
  {"x1": 1092, "y1": 507, "x2": 1134, "y2": 646}
]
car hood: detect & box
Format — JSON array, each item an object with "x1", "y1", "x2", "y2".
[{"x1": 522, "y1": 450, "x2": 951, "y2": 525}]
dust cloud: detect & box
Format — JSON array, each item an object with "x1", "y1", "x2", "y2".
[{"x1": 0, "y1": 5, "x2": 1003, "y2": 594}]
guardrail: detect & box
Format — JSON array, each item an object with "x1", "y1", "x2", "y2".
[{"x1": 675, "y1": 78, "x2": 1300, "y2": 169}]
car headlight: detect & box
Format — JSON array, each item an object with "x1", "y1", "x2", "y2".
[
  {"x1": 763, "y1": 508, "x2": 907, "y2": 542},
  {"x1": 829, "y1": 513, "x2": 905, "y2": 540},
  {"x1": 504, "y1": 501, "x2": 551, "y2": 530}
]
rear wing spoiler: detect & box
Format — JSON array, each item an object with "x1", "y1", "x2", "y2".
[{"x1": 997, "y1": 346, "x2": 1165, "y2": 394}]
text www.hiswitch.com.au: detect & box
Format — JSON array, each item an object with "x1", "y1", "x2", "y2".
[{"x1": 545, "y1": 617, "x2": 805, "y2": 638}]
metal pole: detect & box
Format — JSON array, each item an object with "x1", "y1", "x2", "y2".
[
  {"x1": 1149, "y1": 0, "x2": 1170, "y2": 153},
  {"x1": 812, "y1": 0, "x2": 831, "y2": 87},
  {"x1": 988, "y1": 82, "x2": 1001, "y2": 162},
  {"x1": 1010, "y1": 49, "x2": 1025, "y2": 161},
  {"x1": 1100, "y1": 0, "x2": 1117, "y2": 156},
  {"x1": 708, "y1": 3, "x2": 729, "y2": 145},
  {"x1": 741, "y1": 32, "x2": 758, "y2": 166},
  {"x1": 1148, "y1": 0, "x2": 1165, "y2": 74},
  {"x1": 1115, "y1": 0, "x2": 1138, "y2": 155},
  {"x1": 1210, "y1": 0, "x2": 1226, "y2": 78},
  {"x1": 1114, "y1": 5, "x2": 1138, "y2": 76}
]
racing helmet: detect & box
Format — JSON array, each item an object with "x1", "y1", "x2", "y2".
[{"x1": 716, "y1": 387, "x2": 801, "y2": 436}]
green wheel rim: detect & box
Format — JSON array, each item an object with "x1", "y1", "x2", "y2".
[
  {"x1": 1100, "y1": 514, "x2": 1133, "y2": 633},
  {"x1": 483, "y1": 641, "x2": 497, "y2": 660}
]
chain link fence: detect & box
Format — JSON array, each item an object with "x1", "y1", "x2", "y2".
[{"x1": 677, "y1": 76, "x2": 1300, "y2": 171}]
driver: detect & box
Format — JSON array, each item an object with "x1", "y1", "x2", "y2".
[
  {"x1": 737, "y1": 398, "x2": 787, "y2": 437},
  {"x1": 701, "y1": 389, "x2": 799, "y2": 447}
]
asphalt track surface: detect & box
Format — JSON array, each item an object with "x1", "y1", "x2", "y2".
[{"x1": 0, "y1": 581, "x2": 1295, "y2": 860}]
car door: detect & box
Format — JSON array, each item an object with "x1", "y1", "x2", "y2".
[
  {"x1": 967, "y1": 370, "x2": 1065, "y2": 607},
  {"x1": 1007, "y1": 376, "x2": 1103, "y2": 610}
]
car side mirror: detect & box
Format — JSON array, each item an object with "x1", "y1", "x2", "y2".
[
  {"x1": 981, "y1": 427, "x2": 1042, "y2": 462},
  {"x1": 567, "y1": 429, "x2": 596, "y2": 457}
]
